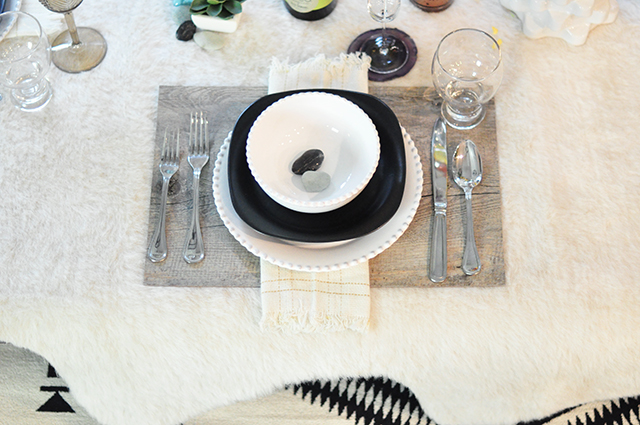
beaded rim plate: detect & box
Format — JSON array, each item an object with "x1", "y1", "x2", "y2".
[{"x1": 212, "y1": 126, "x2": 423, "y2": 272}]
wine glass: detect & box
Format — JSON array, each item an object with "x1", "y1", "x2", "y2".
[
  {"x1": 347, "y1": 0, "x2": 417, "y2": 81},
  {"x1": 38, "y1": 0, "x2": 107, "y2": 73},
  {"x1": 365, "y1": 0, "x2": 403, "y2": 73},
  {"x1": 431, "y1": 28, "x2": 503, "y2": 130},
  {"x1": 0, "y1": 11, "x2": 53, "y2": 111}
]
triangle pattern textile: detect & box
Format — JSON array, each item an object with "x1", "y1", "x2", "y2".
[{"x1": 3, "y1": 343, "x2": 640, "y2": 425}]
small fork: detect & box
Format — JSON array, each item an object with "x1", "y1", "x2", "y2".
[
  {"x1": 183, "y1": 111, "x2": 210, "y2": 264},
  {"x1": 148, "y1": 128, "x2": 180, "y2": 263}
]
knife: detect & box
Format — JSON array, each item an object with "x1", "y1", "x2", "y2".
[{"x1": 429, "y1": 118, "x2": 447, "y2": 283}]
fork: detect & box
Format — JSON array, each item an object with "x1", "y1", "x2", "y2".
[
  {"x1": 148, "y1": 128, "x2": 180, "y2": 263},
  {"x1": 183, "y1": 111, "x2": 210, "y2": 264}
]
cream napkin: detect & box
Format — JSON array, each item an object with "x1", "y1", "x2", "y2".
[{"x1": 260, "y1": 53, "x2": 372, "y2": 333}]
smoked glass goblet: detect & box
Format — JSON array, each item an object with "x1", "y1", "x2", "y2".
[
  {"x1": 38, "y1": 0, "x2": 107, "y2": 73},
  {"x1": 431, "y1": 28, "x2": 503, "y2": 130},
  {"x1": 0, "y1": 11, "x2": 53, "y2": 111}
]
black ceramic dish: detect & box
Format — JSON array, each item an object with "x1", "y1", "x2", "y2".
[{"x1": 227, "y1": 88, "x2": 406, "y2": 243}]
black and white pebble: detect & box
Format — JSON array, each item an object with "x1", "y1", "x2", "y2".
[
  {"x1": 301, "y1": 171, "x2": 331, "y2": 192},
  {"x1": 176, "y1": 20, "x2": 197, "y2": 41},
  {"x1": 292, "y1": 149, "x2": 324, "y2": 175}
]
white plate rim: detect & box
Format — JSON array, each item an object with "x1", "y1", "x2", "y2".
[{"x1": 212, "y1": 126, "x2": 424, "y2": 272}]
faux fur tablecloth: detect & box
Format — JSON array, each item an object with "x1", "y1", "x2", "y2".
[{"x1": 1, "y1": 1, "x2": 639, "y2": 425}]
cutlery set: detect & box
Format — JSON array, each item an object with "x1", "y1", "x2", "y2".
[
  {"x1": 148, "y1": 111, "x2": 210, "y2": 264},
  {"x1": 429, "y1": 118, "x2": 483, "y2": 282}
]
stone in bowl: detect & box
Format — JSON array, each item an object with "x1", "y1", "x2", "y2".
[{"x1": 246, "y1": 92, "x2": 380, "y2": 213}]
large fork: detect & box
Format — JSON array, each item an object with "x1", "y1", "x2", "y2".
[
  {"x1": 148, "y1": 128, "x2": 180, "y2": 263},
  {"x1": 183, "y1": 111, "x2": 210, "y2": 264}
]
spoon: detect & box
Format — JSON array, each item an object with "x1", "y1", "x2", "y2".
[{"x1": 452, "y1": 139, "x2": 482, "y2": 275}]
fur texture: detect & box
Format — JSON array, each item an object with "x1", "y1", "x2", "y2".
[{"x1": 1, "y1": 1, "x2": 640, "y2": 425}]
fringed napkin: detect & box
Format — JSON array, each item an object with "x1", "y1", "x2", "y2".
[{"x1": 260, "y1": 53, "x2": 372, "y2": 333}]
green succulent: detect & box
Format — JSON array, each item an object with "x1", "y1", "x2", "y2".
[{"x1": 190, "y1": 0, "x2": 246, "y2": 20}]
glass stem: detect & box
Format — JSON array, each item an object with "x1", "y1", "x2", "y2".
[
  {"x1": 379, "y1": 2, "x2": 391, "y2": 54},
  {"x1": 63, "y1": 11, "x2": 81, "y2": 46},
  {"x1": 380, "y1": 21, "x2": 390, "y2": 54}
]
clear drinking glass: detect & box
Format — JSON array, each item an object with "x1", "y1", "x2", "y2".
[
  {"x1": 0, "y1": 11, "x2": 53, "y2": 112},
  {"x1": 38, "y1": 0, "x2": 107, "y2": 73},
  {"x1": 431, "y1": 28, "x2": 503, "y2": 130}
]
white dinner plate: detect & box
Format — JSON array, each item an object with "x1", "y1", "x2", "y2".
[{"x1": 212, "y1": 127, "x2": 423, "y2": 272}]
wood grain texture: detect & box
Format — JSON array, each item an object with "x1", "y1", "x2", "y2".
[{"x1": 144, "y1": 86, "x2": 505, "y2": 288}]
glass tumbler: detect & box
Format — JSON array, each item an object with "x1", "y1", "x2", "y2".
[
  {"x1": 0, "y1": 11, "x2": 53, "y2": 112},
  {"x1": 432, "y1": 28, "x2": 503, "y2": 130}
]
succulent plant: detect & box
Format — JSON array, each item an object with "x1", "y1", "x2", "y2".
[{"x1": 189, "y1": 0, "x2": 246, "y2": 20}]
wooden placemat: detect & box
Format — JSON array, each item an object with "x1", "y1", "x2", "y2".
[{"x1": 144, "y1": 86, "x2": 505, "y2": 288}]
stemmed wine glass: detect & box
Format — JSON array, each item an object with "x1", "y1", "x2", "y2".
[
  {"x1": 365, "y1": 0, "x2": 404, "y2": 73},
  {"x1": 38, "y1": 0, "x2": 107, "y2": 73},
  {"x1": 348, "y1": 0, "x2": 417, "y2": 81}
]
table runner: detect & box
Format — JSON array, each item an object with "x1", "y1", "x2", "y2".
[{"x1": 144, "y1": 85, "x2": 505, "y2": 288}]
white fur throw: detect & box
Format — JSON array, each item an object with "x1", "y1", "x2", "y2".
[{"x1": 1, "y1": 1, "x2": 640, "y2": 425}]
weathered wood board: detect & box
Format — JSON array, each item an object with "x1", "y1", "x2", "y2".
[{"x1": 144, "y1": 86, "x2": 505, "y2": 287}]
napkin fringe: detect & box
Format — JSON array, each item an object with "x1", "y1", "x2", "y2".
[
  {"x1": 261, "y1": 311, "x2": 369, "y2": 334},
  {"x1": 268, "y1": 53, "x2": 371, "y2": 94},
  {"x1": 269, "y1": 52, "x2": 371, "y2": 74}
]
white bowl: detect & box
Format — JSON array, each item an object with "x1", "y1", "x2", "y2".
[{"x1": 246, "y1": 92, "x2": 380, "y2": 213}]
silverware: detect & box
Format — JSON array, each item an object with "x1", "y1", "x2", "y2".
[
  {"x1": 452, "y1": 139, "x2": 483, "y2": 275},
  {"x1": 148, "y1": 128, "x2": 180, "y2": 263},
  {"x1": 183, "y1": 111, "x2": 210, "y2": 264},
  {"x1": 429, "y1": 118, "x2": 448, "y2": 283}
]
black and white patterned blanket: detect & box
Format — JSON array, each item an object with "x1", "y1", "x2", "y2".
[{"x1": 2, "y1": 343, "x2": 637, "y2": 425}]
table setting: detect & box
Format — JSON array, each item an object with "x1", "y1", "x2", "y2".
[{"x1": 1, "y1": 0, "x2": 640, "y2": 424}]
